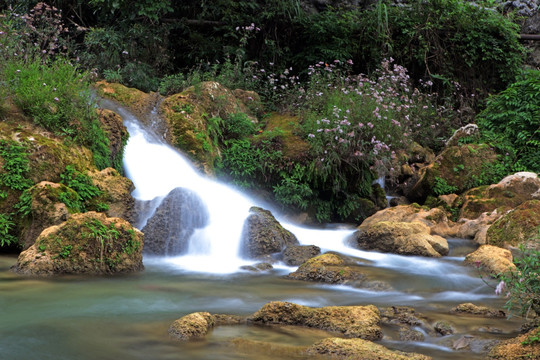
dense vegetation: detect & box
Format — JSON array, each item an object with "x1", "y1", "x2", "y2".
[{"x1": 0, "y1": 0, "x2": 538, "y2": 228}]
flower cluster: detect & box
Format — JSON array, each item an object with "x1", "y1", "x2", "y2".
[{"x1": 302, "y1": 58, "x2": 443, "y2": 178}]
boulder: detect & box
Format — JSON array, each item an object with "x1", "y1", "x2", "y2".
[
  {"x1": 406, "y1": 144, "x2": 498, "y2": 202},
  {"x1": 464, "y1": 245, "x2": 516, "y2": 277},
  {"x1": 459, "y1": 172, "x2": 540, "y2": 220},
  {"x1": 287, "y1": 253, "x2": 365, "y2": 284},
  {"x1": 142, "y1": 187, "x2": 209, "y2": 256},
  {"x1": 240, "y1": 207, "x2": 298, "y2": 259},
  {"x1": 160, "y1": 81, "x2": 261, "y2": 173},
  {"x1": 306, "y1": 337, "x2": 432, "y2": 360},
  {"x1": 486, "y1": 199, "x2": 540, "y2": 251},
  {"x1": 14, "y1": 212, "x2": 143, "y2": 275},
  {"x1": 18, "y1": 181, "x2": 72, "y2": 250},
  {"x1": 451, "y1": 303, "x2": 506, "y2": 318},
  {"x1": 456, "y1": 209, "x2": 501, "y2": 243},
  {"x1": 95, "y1": 81, "x2": 156, "y2": 119},
  {"x1": 248, "y1": 301, "x2": 382, "y2": 340},
  {"x1": 350, "y1": 221, "x2": 449, "y2": 257},
  {"x1": 168, "y1": 312, "x2": 215, "y2": 340},
  {"x1": 360, "y1": 204, "x2": 457, "y2": 238},
  {"x1": 89, "y1": 167, "x2": 135, "y2": 223},
  {"x1": 445, "y1": 124, "x2": 479, "y2": 147},
  {"x1": 282, "y1": 245, "x2": 321, "y2": 266},
  {"x1": 486, "y1": 326, "x2": 540, "y2": 360}
]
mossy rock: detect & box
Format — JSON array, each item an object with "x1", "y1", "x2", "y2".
[
  {"x1": 459, "y1": 172, "x2": 540, "y2": 220},
  {"x1": 408, "y1": 144, "x2": 498, "y2": 202},
  {"x1": 486, "y1": 326, "x2": 540, "y2": 360},
  {"x1": 486, "y1": 199, "x2": 540, "y2": 250},
  {"x1": 168, "y1": 312, "x2": 216, "y2": 340},
  {"x1": 240, "y1": 207, "x2": 298, "y2": 258},
  {"x1": 97, "y1": 109, "x2": 129, "y2": 173},
  {"x1": 288, "y1": 253, "x2": 366, "y2": 284},
  {"x1": 94, "y1": 81, "x2": 155, "y2": 117},
  {"x1": 248, "y1": 301, "x2": 382, "y2": 340},
  {"x1": 264, "y1": 113, "x2": 309, "y2": 161},
  {"x1": 14, "y1": 211, "x2": 143, "y2": 276}
]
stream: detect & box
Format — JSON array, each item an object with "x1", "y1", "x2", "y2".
[{"x1": 0, "y1": 101, "x2": 524, "y2": 360}]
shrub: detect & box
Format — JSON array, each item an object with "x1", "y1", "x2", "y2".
[
  {"x1": 496, "y1": 245, "x2": 540, "y2": 319},
  {"x1": 476, "y1": 70, "x2": 540, "y2": 174},
  {"x1": 0, "y1": 140, "x2": 33, "y2": 192},
  {"x1": 0, "y1": 213, "x2": 18, "y2": 247}
]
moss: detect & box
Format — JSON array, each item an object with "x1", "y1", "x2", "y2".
[
  {"x1": 487, "y1": 200, "x2": 540, "y2": 248},
  {"x1": 264, "y1": 113, "x2": 309, "y2": 160}
]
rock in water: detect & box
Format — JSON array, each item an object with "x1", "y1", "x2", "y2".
[
  {"x1": 14, "y1": 212, "x2": 143, "y2": 276},
  {"x1": 142, "y1": 187, "x2": 209, "y2": 255},
  {"x1": 240, "y1": 207, "x2": 298, "y2": 258}
]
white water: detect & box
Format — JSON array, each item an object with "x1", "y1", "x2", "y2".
[{"x1": 109, "y1": 100, "x2": 484, "y2": 290}]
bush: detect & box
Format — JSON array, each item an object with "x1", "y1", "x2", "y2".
[
  {"x1": 476, "y1": 70, "x2": 540, "y2": 174},
  {"x1": 496, "y1": 245, "x2": 540, "y2": 319}
]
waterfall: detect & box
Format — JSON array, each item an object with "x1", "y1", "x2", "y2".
[{"x1": 101, "y1": 100, "x2": 480, "y2": 284}]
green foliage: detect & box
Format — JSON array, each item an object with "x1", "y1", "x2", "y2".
[
  {"x1": 522, "y1": 330, "x2": 540, "y2": 346},
  {"x1": 60, "y1": 165, "x2": 103, "y2": 212},
  {"x1": 58, "y1": 244, "x2": 73, "y2": 259},
  {"x1": 273, "y1": 164, "x2": 313, "y2": 210},
  {"x1": 0, "y1": 213, "x2": 18, "y2": 247},
  {"x1": 223, "y1": 112, "x2": 256, "y2": 139},
  {"x1": 15, "y1": 189, "x2": 33, "y2": 217},
  {"x1": 477, "y1": 70, "x2": 540, "y2": 174},
  {"x1": 0, "y1": 140, "x2": 33, "y2": 191},
  {"x1": 433, "y1": 176, "x2": 459, "y2": 195},
  {"x1": 497, "y1": 246, "x2": 540, "y2": 319}
]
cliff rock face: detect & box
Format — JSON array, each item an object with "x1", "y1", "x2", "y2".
[
  {"x1": 14, "y1": 212, "x2": 143, "y2": 276},
  {"x1": 142, "y1": 187, "x2": 209, "y2": 256},
  {"x1": 240, "y1": 207, "x2": 298, "y2": 258}
]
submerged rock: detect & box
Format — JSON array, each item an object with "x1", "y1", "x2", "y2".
[
  {"x1": 287, "y1": 253, "x2": 365, "y2": 284},
  {"x1": 451, "y1": 303, "x2": 506, "y2": 318},
  {"x1": 350, "y1": 221, "x2": 449, "y2": 257},
  {"x1": 168, "y1": 312, "x2": 215, "y2": 340},
  {"x1": 142, "y1": 187, "x2": 209, "y2": 256},
  {"x1": 240, "y1": 207, "x2": 298, "y2": 259},
  {"x1": 282, "y1": 245, "x2": 321, "y2": 266},
  {"x1": 14, "y1": 212, "x2": 143, "y2": 276},
  {"x1": 248, "y1": 301, "x2": 382, "y2": 340},
  {"x1": 464, "y1": 245, "x2": 515, "y2": 277},
  {"x1": 306, "y1": 337, "x2": 432, "y2": 360}
]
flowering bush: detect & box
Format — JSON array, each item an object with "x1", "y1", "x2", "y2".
[{"x1": 302, "y1": 58, "x2": 444, "y2": 188}]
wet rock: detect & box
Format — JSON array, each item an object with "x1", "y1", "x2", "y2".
[
  {"x1": 464, "y1": 245, "x2": 515, "y2": 277},
  {"x1": 14, "y1": 212, "x2": 143, "y2": 276},
  {"x1": 433, "y1": 320, "x2": 454, "y2": 336},
  {"x1": 142, "y1": 187, "x2": 209, "y2": 256},
  {"x1": 399, "y1": 327, "x2": 425, "y2": 341},
  {"x1": 306, "y1": 337, "x2": 433, "y2": 360},
  {"x1": 89, "y1": 167, "x2": 135, "y2": 223},
  {"x1": 287, "y1": 253, "x2": 365, "y2": 284},
  {"x1": 240, "y1": 262, "x2": 273, "y2": 272},
  {"x1": 241, "y1": 207, "x2": 298, "y2": 259},
  {"x1": 452, "y1": 335, "x2": 473, "y2": 350},
  {"x1": 459, "y1": 172, "x2": 540, "y2": 220},
  {"x1": 380, "y1": 306, "x2": 428, "y2": 327},
  {"x1": 486, "y1": 199, "x2": 540, "y2": 251},
  {"x1": 451, "y1": 303, "x2": 506, "y2": 318},
  {"x1": 213, "y1": 314, "x2": 246, "y2": 326},
  {"x1": 351, "y1": 221, "x2": 449, "y2": 257},
  {"x1": 168, "y1": 312, "x2": 215, "y2": 340},
  {"x1": 248, "y1": 301, "x2": 382, "y2": 340},
  {"x1": 95, "y1": 81, "x2": 156, "y2": 119},
  {"x1": 456, "y1": 209, "x2": 501, "y2": 243},
  {"x1": 487, "y1": 326, "x2": 540, "y2": 359},
  {"x1": 282, "y1": 245, "x2": 321, "y2": 266}
]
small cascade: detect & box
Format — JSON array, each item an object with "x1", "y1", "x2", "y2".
[{"x1": 374, "y1": 176, "x2": 397, "y2": 207}]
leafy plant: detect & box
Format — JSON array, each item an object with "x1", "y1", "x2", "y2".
[
  {"x1": 477, "y1": 70, "x2": 540, "y2": 174},
  {"x1": 496, "y1": 245, "x2": 540, "y2": 319},
  {"x1": 0, "y1": 140, "x2": 33, "y2": 191},
  {"x1": 60, "y1": 165, "x2": 103, "y2": 212},
  {"x1": 0, "y1": 213, "x2": 18, "y2": 247},
  {"x1": 433, "y1": 176, "x2": 459, "y2": 196}
]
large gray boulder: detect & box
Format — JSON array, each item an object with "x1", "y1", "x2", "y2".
[
  {"x1": 142, "y1": 187, "x2": 209, "y2": 255},
  {"x1": 240, "y1": 207, "x2": 298, "y2": 259}
]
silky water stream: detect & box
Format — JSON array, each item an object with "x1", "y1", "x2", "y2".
[{"x1": 0, "y1": 102, "x2": 524, "y2": 360}]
